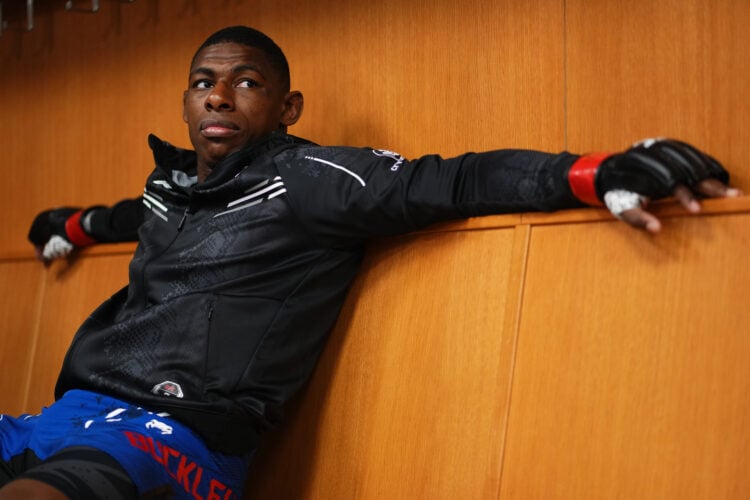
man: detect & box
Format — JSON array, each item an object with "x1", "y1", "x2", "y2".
[{"x1": 2, "y1": 25, "x2": 739, "y2": 499}]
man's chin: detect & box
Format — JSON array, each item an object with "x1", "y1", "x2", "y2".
[{"x1": 201, "y1": 141, "x2": 243, "y2": 164}]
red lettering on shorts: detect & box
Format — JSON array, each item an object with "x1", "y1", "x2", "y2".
[
  {"x1": 161, "y1": 444, "x2": 181, "y2": 477},
  {"x1": 191, "y1": 465, "x2": 204, "y2": 500},
  {"x1": 123, "y1": 430, "x2": 149, "y2": 452},
  {"x1": 206, "y1": 478, "x2": 232, "y2": 500},
  {"x1": 176, "y1": 454, "x2": 197, "y2": 492},
  {"x1": 146, "y1": 436, "x2": 167, "y2": 465},
  {"x1": 122, "y1": 431, "x2": 233, "y2": 499}
]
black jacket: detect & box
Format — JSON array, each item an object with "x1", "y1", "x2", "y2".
[{"x1": 55, "y1": 132, "x2": 581, "y2": 454}]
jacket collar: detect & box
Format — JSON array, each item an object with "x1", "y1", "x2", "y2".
[{"x1": 148, "y1": 132, "x2": 313, "y2": 191}]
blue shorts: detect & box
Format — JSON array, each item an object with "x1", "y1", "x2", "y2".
[{"x1": 0, "y1": 389, "x2": 252, "y2": 499}]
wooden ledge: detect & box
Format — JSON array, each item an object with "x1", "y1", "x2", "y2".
[
  {"x1": 0, "y1": 242, "x2": 137, "y2": 263},
  {"x1": 421, "y1": 195, "x2": 750, "y2": 234},
  {"x1": 2, "y1": 196, "x2": 749, "y2": 262}
]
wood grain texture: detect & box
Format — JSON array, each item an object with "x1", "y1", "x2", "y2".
[
  {"x1": 248, "y1": 227, "x2": 522, "y2": 499},
  {"x1": 0, "y1": 261, "x2": 44, "y2": 416},
  {"x1": 23, "y1": 253, "x2": 132, "y2": 412},
  {"x1": 500, "y1": 213, "x2": 750, "y2": 499},
  {"x1": 566, "y1": 0, "x2": 750, "y2": 191}
]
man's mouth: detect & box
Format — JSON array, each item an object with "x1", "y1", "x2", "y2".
[{"x1": 200, "y1": 119, "x2": 240, "y2": 138}]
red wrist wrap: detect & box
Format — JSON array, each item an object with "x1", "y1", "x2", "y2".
[
  {"x1": 65, "y1": 210, "x2": 97, "y2": 247},
  {"x1": 568, "y1": 152, "x2": 610, "y2": 206}
]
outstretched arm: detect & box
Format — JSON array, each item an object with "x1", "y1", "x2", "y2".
[
  {"x1": 279, "y1": 138, "x2": 739, "y2": 245},
  {"x1": 28, "y1": 197, "x2": 144, "y2": 262}
]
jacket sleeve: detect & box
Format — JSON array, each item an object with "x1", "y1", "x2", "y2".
[
  {"x1": 84, "y1": 197, "x2": 145, "y2": 243},
  {"x1": 276, "y1": 146, "x2": 583, "y2": 244}
]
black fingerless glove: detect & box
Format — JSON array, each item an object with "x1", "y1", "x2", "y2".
[
  {"x1": 567, "y1": 138, "x2": 730, "y2": 205},
  {"x1": 28, "y1": 207, "x2": 98, "y2": 259}
]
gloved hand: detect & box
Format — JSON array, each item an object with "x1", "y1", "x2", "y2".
[
  {"x1": 28, "y1": 207, "x2": 98, "y2": 261},
  {"x1": 568, "y1": 138, "x2": 741, "y2": 232}
]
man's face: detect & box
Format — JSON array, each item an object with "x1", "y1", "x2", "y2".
[{"x1": 183, "y1": 42, "x2": 289, "y2": 178}]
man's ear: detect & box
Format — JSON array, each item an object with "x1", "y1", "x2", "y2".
[
  {"x1": 280, "y1": 91, "x2": 304, "y2": 128},
  {"x1": 182, "y1": 90, "x2": 189, "y2": 123}
]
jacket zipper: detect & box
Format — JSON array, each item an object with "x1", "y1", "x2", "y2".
[
  {"x1": 177, "y1": 206, "x2": 190, "y2": 231},
  {"x1": 140, "y1": 197, "x2": 192, "y2": 309}
]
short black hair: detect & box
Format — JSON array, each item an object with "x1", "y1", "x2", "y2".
[{"x1": 191, "y1": 26, "x2": 290, "y2": 91}]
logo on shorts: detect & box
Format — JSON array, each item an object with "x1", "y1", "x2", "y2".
[
  {"x1": 145, "y1": 419, "x2": 173, "y2": 435},
  {"x1": 151, "y1": 380, "x2": 184, "y2": 398}
]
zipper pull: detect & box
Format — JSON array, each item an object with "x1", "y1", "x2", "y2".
[{"x1": 177, "y1": 207, "x2": 190, "y2": 231}]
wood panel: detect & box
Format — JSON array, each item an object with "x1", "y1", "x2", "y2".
[
  {"x1": 500, "y1": 213, "x2": 750, "y2": 499},
  {"x1": 24, "y1": 252, "x2": 132, "y2": 412},
  {"x1": 0, "y1": 260, "x2": 44, "y2": 416},
  {"x1": 566, "y1": 0, "x2": 750, "y2": 191},
  {"x1": 284, "y1": 0, "x2": 566, "y2": 157},
  {"x1": 248, "y1": 226, "x2": 525, "y2": 499}
]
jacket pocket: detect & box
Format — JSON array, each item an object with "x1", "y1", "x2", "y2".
[{"x1": 203, "y1": 294, "x2": 282, "y2": 398}]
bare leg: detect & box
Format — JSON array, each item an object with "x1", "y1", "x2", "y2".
[{"x1": 0, "y1": 478, "x2": 68, "y2": 499}]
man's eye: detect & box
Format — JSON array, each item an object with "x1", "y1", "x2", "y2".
[
  {"x1": 237, "y1": 79, "x2": 258, "y2": 88},
  {"x1": 193, "y1": 80, "x2": 213, "y2": 89}
]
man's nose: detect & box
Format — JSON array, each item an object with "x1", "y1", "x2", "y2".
[{"x1": 205, "y1": 83, "x2": 234, "y2": 111}]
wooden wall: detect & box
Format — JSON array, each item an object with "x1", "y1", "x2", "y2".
[
  {"x1": 1, "y1": 0, "x2": 747, "y2": 498},
  {"x1": 245, "y1": 199, "x2": 750, "y2": 500}
]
